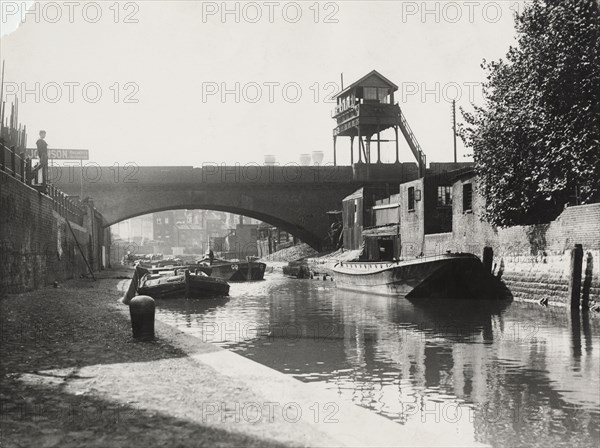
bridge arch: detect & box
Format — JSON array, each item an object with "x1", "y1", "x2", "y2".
[
  {"x1": 51, "y1": 164, "x2": 405, "y2": 251},
  {"x1": 109, "y1": 203, "x2": 327, "y2": 249}
]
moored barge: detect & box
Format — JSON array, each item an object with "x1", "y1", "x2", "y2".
[{"x1": 333, "y1": 253, "x2": 491, "y2": 298}]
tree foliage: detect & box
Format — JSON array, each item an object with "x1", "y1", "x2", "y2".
[{"x1": 459, "y1": 0, "x2": 600, "y2": 226}]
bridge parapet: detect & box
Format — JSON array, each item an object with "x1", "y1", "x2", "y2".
[{"x1": 49, "y1": 162, "x2": 418, "y2": 188}]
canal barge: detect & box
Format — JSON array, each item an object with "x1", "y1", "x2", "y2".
[
  {"x1": 136, "y1": 266, "x2": 229, "y2": 299},
  {"x1": 282, "y1": 259, "x2": 311, "y2": 278},
  {"x1": 333, "y1": 253, "x2": 490, "y2": 298},
  {"x1": 197, "y1": 258, "x2": 267, "y2": 281}
]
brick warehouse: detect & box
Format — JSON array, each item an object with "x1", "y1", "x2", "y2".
[{"x1": 343, "y1": 168, "x2": 600, "y2": 307}]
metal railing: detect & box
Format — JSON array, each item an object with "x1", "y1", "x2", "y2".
[
  {"x1": 0, "y1": 141, "x2": 29, "y2": 182},
  {"x1": 1, "y1": 142, "x2": 86, "y2": 226},
  {"x1": 397, "y1": 106, "x2": 427, "y2": 176},
  {"x1": 46, "y1": 184, "x2": 87, "y2": 226}
]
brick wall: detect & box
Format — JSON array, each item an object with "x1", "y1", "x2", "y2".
[
  {"x1": 0, "y1": 172, "x2": 107, "y2": 294},
  {"x1": 423, "y1": 232, "x2": 453, "y2": 257},
  {"x1": 399, "y1": 178, "x2": 424, "y2": 257}
]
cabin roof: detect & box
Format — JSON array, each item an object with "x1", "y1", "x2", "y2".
[
  {"x1": 343, "y1": 187, "x2": 364, "y2": 202},
  {"x1": 335, "y1": 70, "x2": 399, "y2": 99},
  {"x1": 448, "y1": 167, "x2": 476, "y2": 182}
]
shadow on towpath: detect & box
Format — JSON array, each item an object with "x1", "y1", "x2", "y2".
[{"x1": 0, "y1": 270, "x2": 293, "y2": 448}]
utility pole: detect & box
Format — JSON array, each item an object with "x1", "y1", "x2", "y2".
[{"x1": 452, "y1": 100, "x2": 457, "y2": 163}]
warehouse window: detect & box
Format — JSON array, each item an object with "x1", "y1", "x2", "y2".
[
  {"x1": 408, "y1": 187, "x2": 415, "y2": 211},
  {"x1": 437, "y1": 186, "x2": 452, "y2": 206},
  {"x1": 463, "y1": 183, "x2": 473, "y2": 212}
]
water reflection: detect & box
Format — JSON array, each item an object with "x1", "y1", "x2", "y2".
[{"x1": 155, "y1": 273, "x2": 600, "y2": 447}]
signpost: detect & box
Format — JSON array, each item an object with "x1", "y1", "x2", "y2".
[
  {"x1": 25, "y1": 148, "x2": 89, "y2": 160},
  {"x1": 26, "y1": 148, "x2": 90, "y2": 199}
]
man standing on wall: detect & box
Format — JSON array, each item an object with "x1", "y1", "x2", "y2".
[{"x1": 35, "y1": 130, "x2": 48, "y2": 186}]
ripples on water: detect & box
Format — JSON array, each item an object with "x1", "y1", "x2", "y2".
[{"x1": 155, "y1": 271, "x2": 600, "y2": 447}]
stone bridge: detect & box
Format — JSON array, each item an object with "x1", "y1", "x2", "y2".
[{"x1": 51, "y1": 163, "x2": 418, "y2": 250}]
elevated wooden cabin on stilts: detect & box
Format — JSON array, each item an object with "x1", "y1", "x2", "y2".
[{"x1": 332, "y1": 70, "x2": 426, "y2": 177}]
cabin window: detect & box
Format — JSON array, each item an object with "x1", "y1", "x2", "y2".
[
  {"x1": 379, "y1": 88, "x2": 389, "y2": 101},
  {"x1": 364, "y1": 87, "x2": 377, "y2": 101},
  {"x1": 408, "y1": 187, "x2": 415, "y2": 211},
  {"x1": 437, "y1": 186, "x2": 452, "y2": 206},
  {"x1": 463, "y1": 183, "x2": 473, "y2": 212},
  {"x1": 364, "y1": 87, "x2": 389, "y2": 102},
  {"x1": 156, "y1": 218, "x2": 162, "y2": 225},
  {"x1": 164, "y1": 217, "x2": 169, "y2": 224}
]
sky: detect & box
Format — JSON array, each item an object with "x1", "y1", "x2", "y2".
[{"x1": 0, "y1": 0, "x2": 522, "y2": 167}]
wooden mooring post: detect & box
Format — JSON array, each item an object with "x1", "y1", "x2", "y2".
[
  {"x1": 568, "y1": 244, "x2": 583, "y2": 309},
  {"x1": 582, "y1": 252, "x2": 593, "y2": 309},
  {"x1": 482, "y1": 246, "x2": 493, "y2": 274}
]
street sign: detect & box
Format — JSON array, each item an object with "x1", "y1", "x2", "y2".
[{"x1": 26, "y1": 148, "x2": 89, "y2": 160}]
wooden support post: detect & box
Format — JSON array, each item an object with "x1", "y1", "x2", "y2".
[
  {"x1": 350, "y1": 136, "x2": 354, "y2": 165},
  {"x1": 394, "y1": 126, "x2": 400, "y2": 164},
  {"x1": 366, "y1": 135, "x2": 371, "y2": 164},
  {"x1": 357, "y1": 130, "x2": 362, "y2": 163},
  {"x1": 65, "y1": 214, "x2": 96, "y2": 281},
  {"x1": 377, "y1": 129, "x2": 381, "y2": 163},
  {"x1": 569, "y1": 244, "x2": 583, "y2": 309},
  {"x1": 582, "y1": 251, "x2": 593, "y2": 309},
  {"x1": 570, "y1": 306, "x2": 582, "y2": 358},
  {"x1": 333, "y1": 136, "x2": 337, "y2": 166}
]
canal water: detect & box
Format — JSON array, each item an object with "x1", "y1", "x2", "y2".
[{"x1": 155, "y1": 271, "x2": 600, "y2": 448}]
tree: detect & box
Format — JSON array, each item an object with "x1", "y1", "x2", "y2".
[{"x1": 460, "y1": 0, "x2": 600, "y2": 226}]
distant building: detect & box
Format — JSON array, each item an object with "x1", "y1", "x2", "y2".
[
  {"x1": 223, "y1": 223, "x2": 259, "y2": 259},
  {"x1": 153, "y1": 211, "x2": 177, "y2": 242},
  {"x1": 111, "y1": 215, "x2": 153, "y2": 243},
  {"x1": 342, "y1": 186, "x2": 395, "y2": 251},
  {"x1": 174, "y1": 223, "x2": 205, "y2": 254},
  {"x1": 257, "y1": 224, "x2": 294, "y2": 257}
]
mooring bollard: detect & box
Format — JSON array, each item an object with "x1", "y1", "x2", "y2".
[
  {"x1": 568, "y1": 244, "x2": 583, "y2": 310},
  {"x1": 129, "y1": 295, "x2": 155, "y2": 341},
  {"x1": 482, "y1": 246, "x2": 493, "y2": 274}
]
